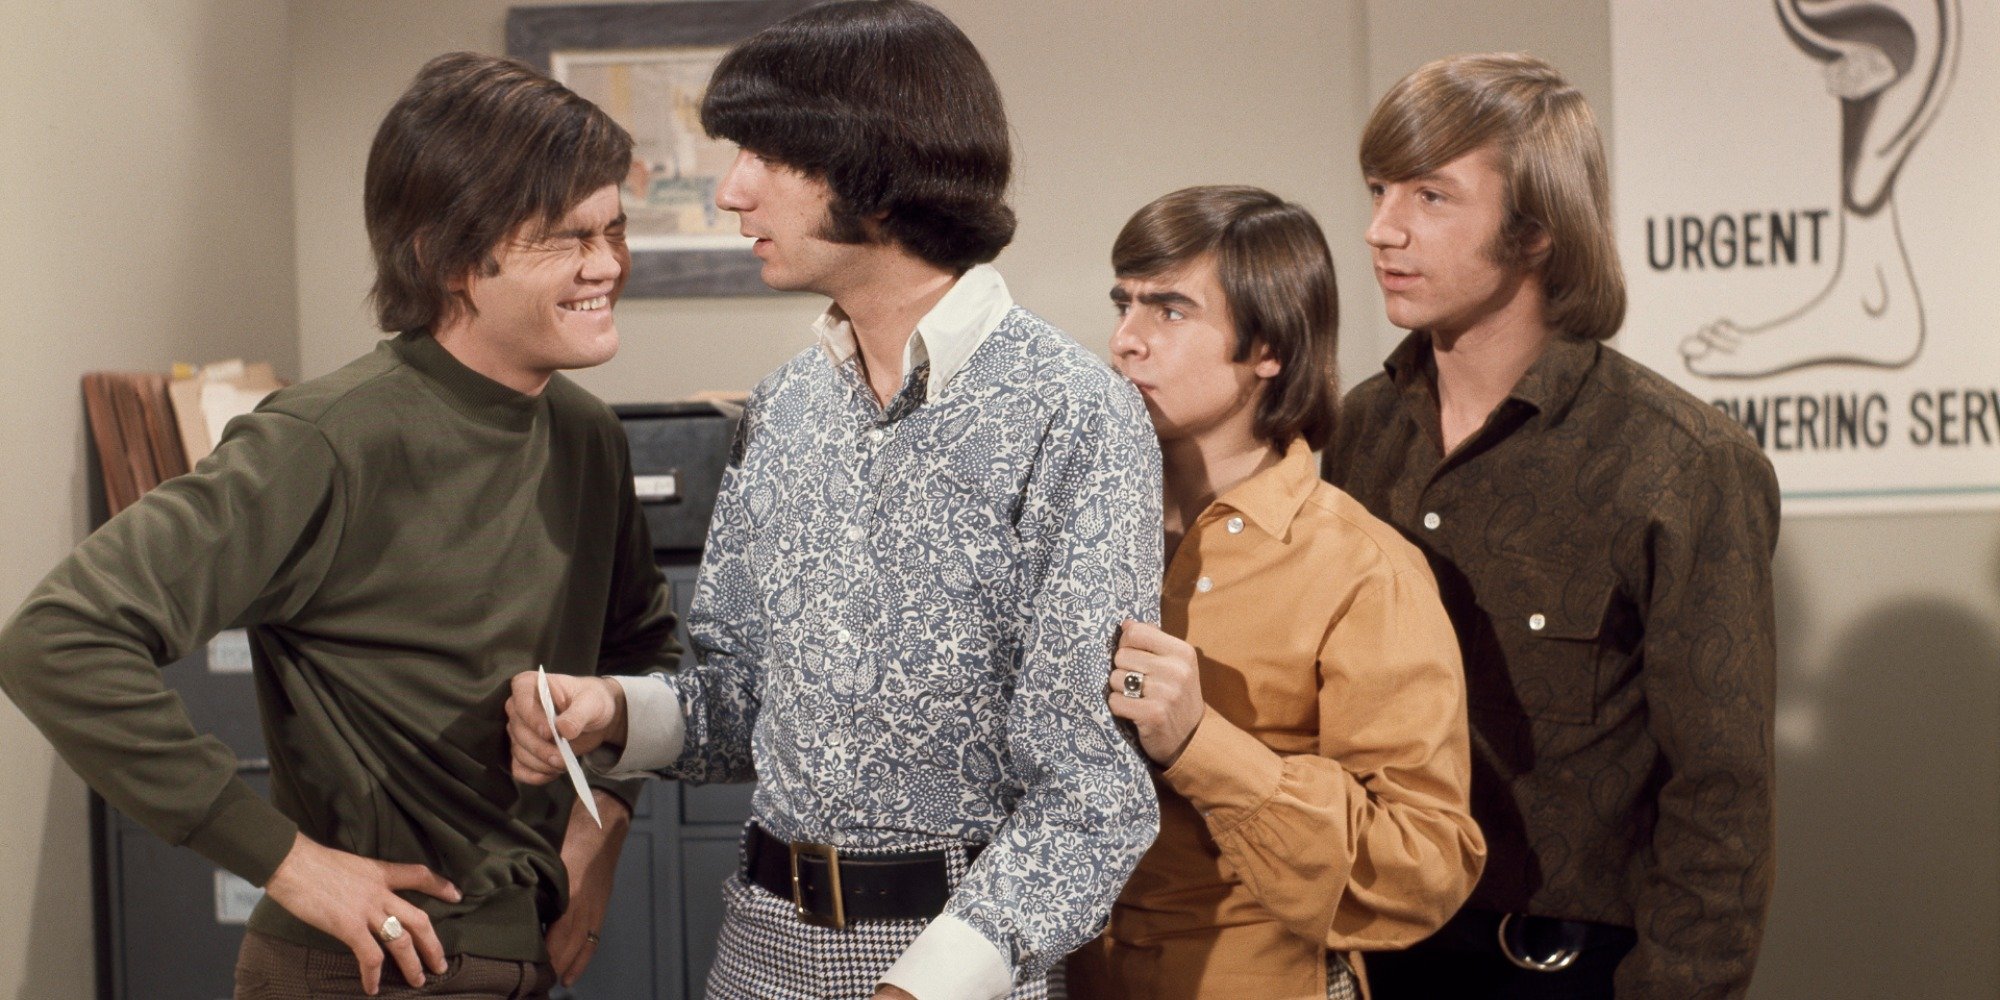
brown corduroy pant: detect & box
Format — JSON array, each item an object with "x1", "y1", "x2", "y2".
[{"x1": 233, "y1": 931, "x2": 557, "y2": 1000}]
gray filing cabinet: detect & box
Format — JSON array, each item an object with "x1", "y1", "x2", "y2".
[{"x1": 91, "y1": 402, "x2": 754, "y2": 1000}]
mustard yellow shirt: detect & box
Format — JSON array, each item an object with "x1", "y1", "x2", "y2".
[{"x1": 1069, "y1": 440, "x2": 1485, "y2": 999}]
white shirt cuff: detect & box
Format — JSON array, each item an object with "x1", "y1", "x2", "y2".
[
  {"x1": 878, "y1": 913, "x2": 1014, "y2": 1000},
  {"x1": 586, "y1": 674, "x2": 687, "y2": 776}
]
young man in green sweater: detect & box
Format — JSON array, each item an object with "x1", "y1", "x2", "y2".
[{"x1": 0, "y1": 53, "x2": 679, "y2": 999}]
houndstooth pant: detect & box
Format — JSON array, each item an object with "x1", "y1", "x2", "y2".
[
  {"x1": 1327, "y1": 953, "x2": 1358, "y2": 1000},
  {"x1": 704, "y1": 834, "x2": 1049, "y2": 1000}
]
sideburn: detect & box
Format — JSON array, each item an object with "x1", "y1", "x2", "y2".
[
  {"x1": 814, "y1": 197, "x2": 882, "y2": 247},
  {"x1": 1485, "y1": 213, "x2": 1546, "y2": 272}
]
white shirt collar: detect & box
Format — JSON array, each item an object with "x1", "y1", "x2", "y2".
[{"x1": 811, "y1": 264, "x2": 1015, "y2": 402}]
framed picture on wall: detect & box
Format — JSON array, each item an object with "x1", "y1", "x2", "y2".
[{"x1": 507, "y1": 1, "x2": 816, "y2": 297}]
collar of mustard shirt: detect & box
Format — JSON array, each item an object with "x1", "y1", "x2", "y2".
[
  {"x1": 811, "y1": 263, "x2": 1016, "y2": 404},
  {"x1": 1205, "y1": 438, "x2": 1320, "y2": 543}
]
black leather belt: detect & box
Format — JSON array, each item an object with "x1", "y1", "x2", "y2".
[{"x1": 744, "y1": 822, "x2": 984, "y2": 931}]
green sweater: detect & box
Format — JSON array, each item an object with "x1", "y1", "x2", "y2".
[{"x1": 0, "y1": 333, "x2": 678, "y2": 960}]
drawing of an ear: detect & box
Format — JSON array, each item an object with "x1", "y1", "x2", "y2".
[{"x1": 1775, "y1": 0, "x2": 1960, "y2": 214}]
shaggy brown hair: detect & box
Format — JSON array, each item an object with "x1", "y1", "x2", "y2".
[
  {"x1": 365, "y1": 52, "x2": 632, "y2": 334},
  {"x1": 699, "y1": 0, "x2": 1014, "y2": 271},
  {"x1": 1361, "y1": 52, "x2": 1625, "y2": 341},
  {"x1": 1113, "y1": 186, "x2": 1340, "y2": 450}
]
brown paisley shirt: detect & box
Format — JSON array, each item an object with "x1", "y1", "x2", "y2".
[{"x1": 1324, "y1": 331, "x2": 1779, "y2": 999}]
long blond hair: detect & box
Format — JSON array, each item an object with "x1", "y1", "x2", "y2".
[{"x1": 1361, "y1": 52, "x2": 1625, "y2": 342}]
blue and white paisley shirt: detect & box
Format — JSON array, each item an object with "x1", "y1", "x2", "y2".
[{"x1": 607, "y1": 266, "x2": 1163, "y2": 995}]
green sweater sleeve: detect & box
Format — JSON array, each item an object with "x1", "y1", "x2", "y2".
[{"x1": 0, "y1": 409, "x2": 347, "y2": 885}]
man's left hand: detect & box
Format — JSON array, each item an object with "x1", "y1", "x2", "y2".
[
  {"x1": 1106, "y1": 619, "x2": 1205, "y2": 766},
  {"x1": 547, "y1": 789, "x2": 633, "y2": 986}
]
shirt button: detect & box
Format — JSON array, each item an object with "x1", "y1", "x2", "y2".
[
  {"x1": 1226, "y1": 517, "x2": 1244, "y2": 534},
  {"x1": 867, "y1": 428, "x2": 885, "y2": 444},
  {"x1": 1528, "y1": 613, "x2": 1546, "y2": 631},
  {"x1": 1423, "y1": 511, "x2": 1441, "y2": 530},
  {"x1": 1196, "y1": 576, "x2": 1213, "y2": 593},
  {"x1": 845, "y1": 525, "x2": 865, "y2": 542},
  {"x1": 836, "y1": 629, "x2": 853, "y2": 644}
]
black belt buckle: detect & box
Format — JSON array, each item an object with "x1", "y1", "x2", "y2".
[
  {"x1": 789, "y1": 840, "x2": 847, "y2": 930},
  {"x1": 1497, "y1": 913, "x2": 1586, "y2": 972}
]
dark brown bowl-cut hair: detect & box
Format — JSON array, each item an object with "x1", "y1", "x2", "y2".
[
  {"x1": 1113, "y1": 186, "x2": 1340, "y2": 451},
  {"x1": 365, "y1": 52, "x2": 633, "y2": 335},
  {"x1": 1360, "y1": 52, "x2": 1625, "y2": 342},
  {"x1": 699, "y1": 0, "x2": 1015, "y2": 272}
]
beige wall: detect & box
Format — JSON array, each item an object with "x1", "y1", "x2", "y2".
[
  {"x1": 3, "y1": 2, "x2": 1996, "y2": 998},
  {"x1": 290, "y1": 0, "x2": 1374, "y2": 400},
  {"x1": 0, "y1": 4, "x2": 297, "y2": 997}
]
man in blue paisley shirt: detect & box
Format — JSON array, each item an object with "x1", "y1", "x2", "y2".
[{"x1": 505, "y1": 3, "x2": 1163, "y2": 1000}]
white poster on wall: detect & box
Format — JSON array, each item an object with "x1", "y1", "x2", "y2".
[{"x1": 1612, "y1": 0, "x2": 1998, "y2": 514}]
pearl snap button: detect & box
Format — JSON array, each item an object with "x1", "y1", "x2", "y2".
[
  {"x1": 1423, "y1": 512, "x2": 1441, "y2": 530},
  {"x1": 1196, "y1": 576, "x2": 1213, "y2": 593},
  {"x1": 836, "y1": 629, "x2": 853, "y2": 644},
  {"x1": 845, "y1": 525, "x2": 865, "y2": 542},
  {"x1": 1528, "y1": 613, "x2": 1546, "y2": 631},
  {"x1": 867, "y1": 428, "x2": 885, "y2": 443},
  {"x1": 1226, "y1": 517, "x2": 1244, "y2": 534}
]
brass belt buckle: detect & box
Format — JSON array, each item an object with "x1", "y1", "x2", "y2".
[
  {"x1": 789, "y1": 840, "x2": 847, "y2": 930},
  {"x1": 1498, "y1": 913, "x2": 1584, "y2": 972}
]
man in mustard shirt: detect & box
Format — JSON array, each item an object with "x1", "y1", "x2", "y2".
[{"x1": 1067, "y1": 185, "x2": 1486, "y2": 999}]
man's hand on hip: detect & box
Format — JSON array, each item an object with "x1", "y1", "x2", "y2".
[
  {"x1": 506, "y1": 671, "x2": 627, "y2": 783},
  {"x1": 262, "y1": 832, "x2": 460, "y2": 996}
]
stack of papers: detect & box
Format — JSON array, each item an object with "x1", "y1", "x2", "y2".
[
  {"x1": 81, "y1": 371, "x2": 188, "y2": 516},
  {"x1": 82, "y1": 360, "x2": 284, "y2": 516}
]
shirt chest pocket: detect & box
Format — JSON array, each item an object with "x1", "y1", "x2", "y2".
[{"x1": 1466, "y1": 559, "x2": 1617, "y2": 726}]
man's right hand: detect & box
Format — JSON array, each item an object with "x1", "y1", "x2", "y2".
[
  {"x1": 505, "y1": 671, "x2": 627, "y2": 784},
  {"x1": 262, "y1": 833, "x2": 460, "y2": 996}
]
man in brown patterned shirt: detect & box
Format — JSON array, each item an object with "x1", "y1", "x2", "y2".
[{"x1": 1323, "y1": 54, "x2": 1781, "y2": 999}]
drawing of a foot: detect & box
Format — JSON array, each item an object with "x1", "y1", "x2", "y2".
[
  {"x1": 1682, "y1": 0, "x2": 1957, "y2": 379},
  {"x1": 1682, "y1": 205, "x2": 1924, "y2": 377}
]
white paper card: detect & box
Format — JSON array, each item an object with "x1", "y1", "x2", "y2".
[
  {"x1": 213, "y1": 869, "x2": 263, "y2": 924},
  {"x1": 536, "y1": 666, "x2": 601, "y2": 827},
  {"x1": 207, "y1": 630, "x2": 253, "y2": 674}
]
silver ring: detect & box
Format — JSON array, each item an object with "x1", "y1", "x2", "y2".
[
  {"x1": 1497, "y1": 913, "x2": 1581, "y2": 972},
  {"x1": 375, "y1": 915, "x2": 405, "y2": 943},
  {"x1": 1120, "y1": 671, "x2": 1145, "y2": 699}
]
